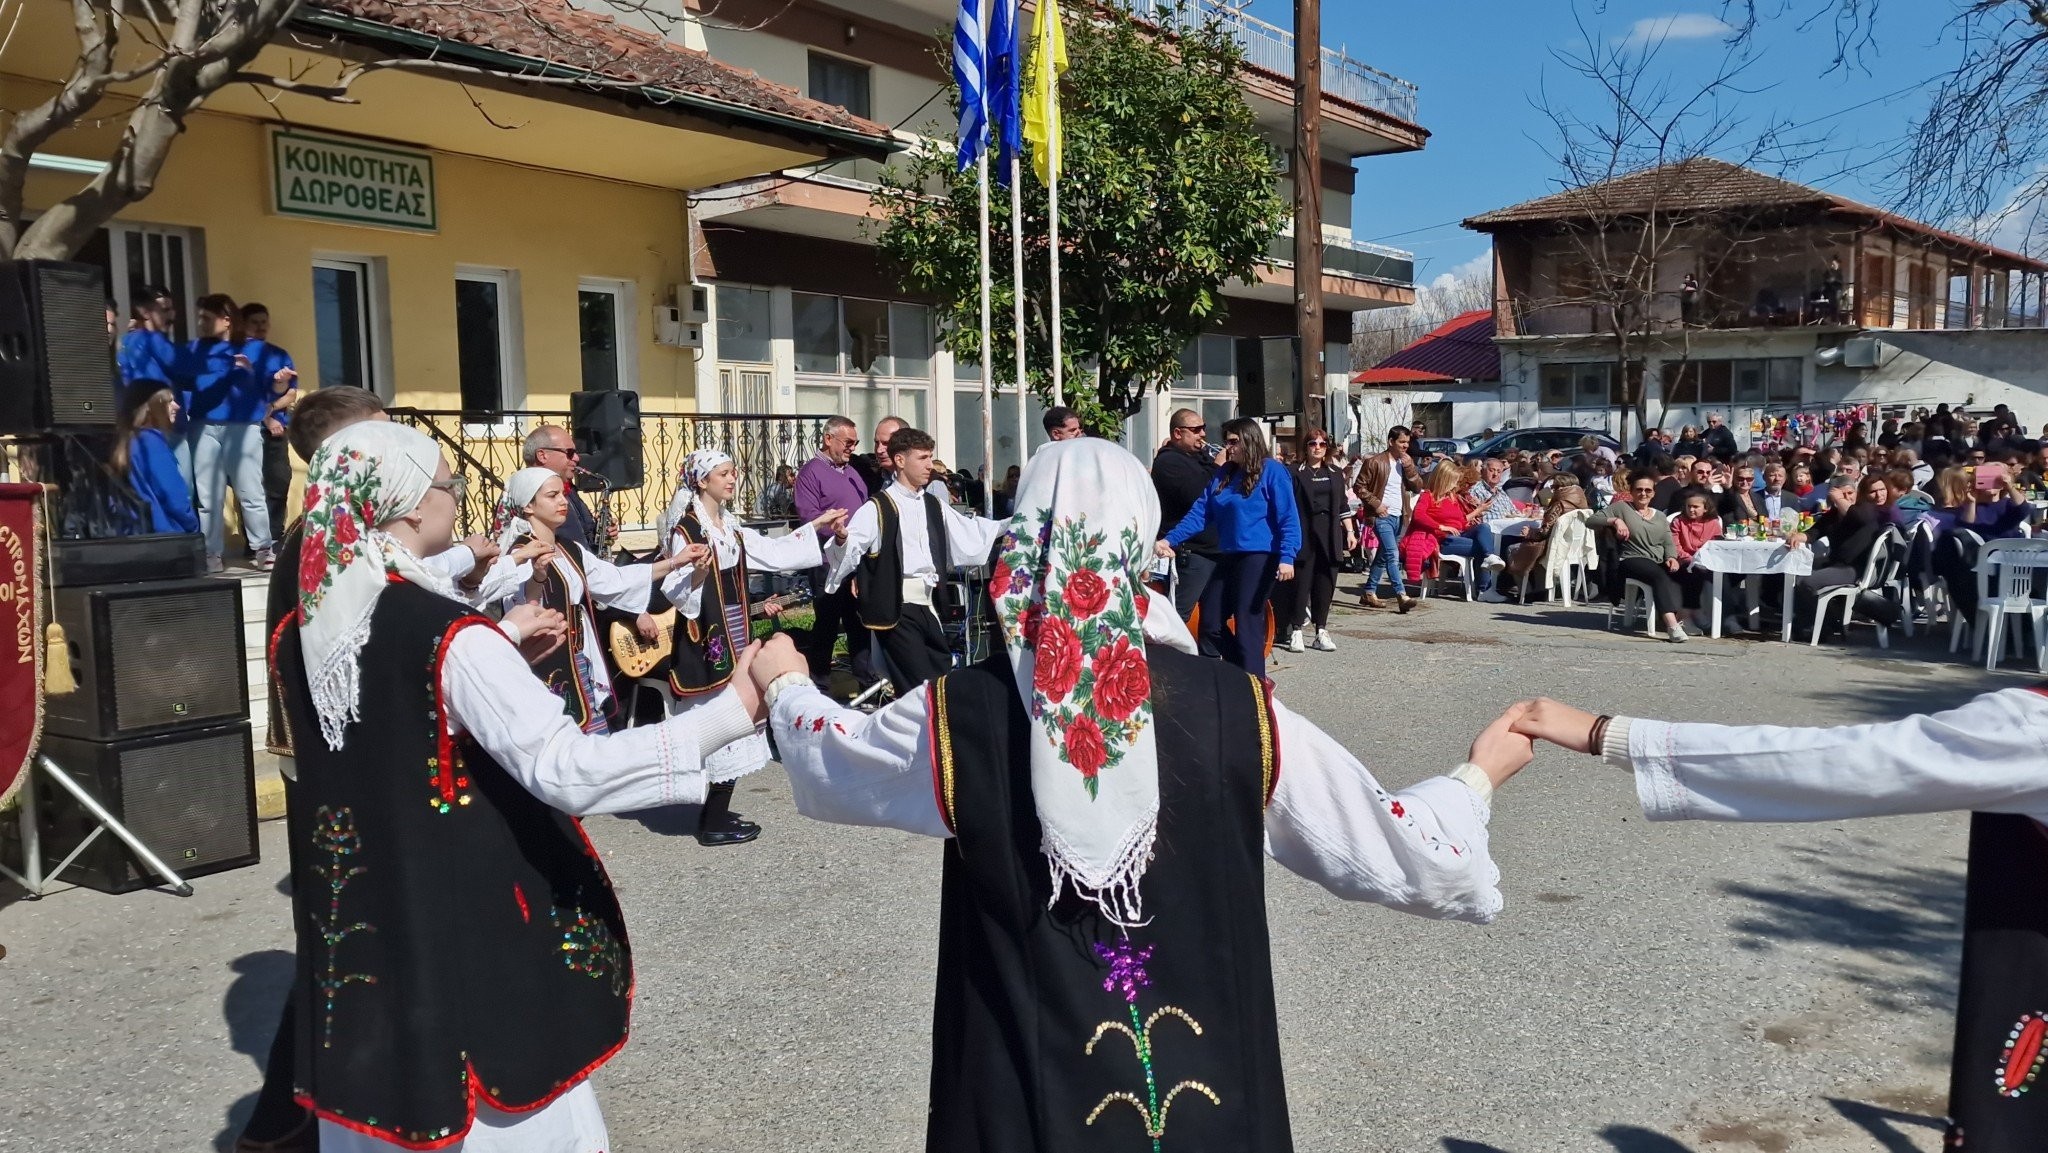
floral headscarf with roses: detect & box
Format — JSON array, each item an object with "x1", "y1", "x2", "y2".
[
  {"x1": 991, "y1": 439, "x2": 1197, "y2": 926},
  {"x1": 297, "y1": 422, "x2": 452, "y2": 752}
]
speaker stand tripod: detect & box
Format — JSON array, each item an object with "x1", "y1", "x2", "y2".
[{"x1": 0, "y1": 754, "x2": 194, "y2": 898}]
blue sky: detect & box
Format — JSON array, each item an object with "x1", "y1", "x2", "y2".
[{"x1": 1238, "y1": 1, "x2": 1970, "y2": 290}]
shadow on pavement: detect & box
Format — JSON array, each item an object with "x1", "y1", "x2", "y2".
[
  {"x1": 1598, "y1": 1125, "x2": 1698, "y2": 1151},
  {"x1": 625, "y1": 804, "x2": 708, "y2": 837},
  {"x1": 1828, "y1": 1097, "x2": 1946, "y2": 1153},
  {"x1": 216, "y1": 949, "x2": 294, "y2": 1151}
]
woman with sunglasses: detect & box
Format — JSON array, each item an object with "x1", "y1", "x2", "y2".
[
  {"x1": 1282, "y1": 426, "x2": 1352, "y2": 652},
  {"x1": 1158, "y1": 418, "x2": 1301, "y2": 676},
  {"x1": 1588, "y1": 476, "x2": 1691, "y2": 642}
]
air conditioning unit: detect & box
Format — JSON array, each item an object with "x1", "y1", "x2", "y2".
[
  {"x1": 676, "y1": 283, "x2": 709, "y2": 326},
  {"x1": 655, "y1": 307, "x2": 704, "y2": 350},
  {"x1": 1843, "y1": 336, "x2": 1882, "y2": 369}
]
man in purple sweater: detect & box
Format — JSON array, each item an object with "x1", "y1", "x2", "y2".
[{"x1": 794, "y1": 415, "x2": 876, "y2": 695}]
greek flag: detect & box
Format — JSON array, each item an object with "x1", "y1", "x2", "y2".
[
  {"x1": 988, "y1": 0, "x2": 1023, "y2": 183},
  {"x1": 954, "y1": 0, "x2": 987, "y2": 172}
]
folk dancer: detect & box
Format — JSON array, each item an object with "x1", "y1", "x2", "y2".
[
  {"x1": 1510, "y1": 693, "x2": 2048, "y2": 1153},
  {"x1": 479, "y1": 467, "x2": 691, "y2": 734},
  {"x1": 659, "y1": 448, "x2": 846, "y2": 845},
  {"x1": 753, "y1": 438, "x2": 1533, "y2": 1152},
  {"x1": 826, "y1": 426, "x2": 1007, "y2": 693},
  {"x1": 271, "y1": 422, "x2": 763, "y2": 1153}
]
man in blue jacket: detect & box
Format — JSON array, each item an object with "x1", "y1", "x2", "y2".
[
  {"x1": 183, "y1": 293, "x2": 276, "y2": 573},
  {"x1": 239, "y1": 302, "x2": 298, "y2": 547}
]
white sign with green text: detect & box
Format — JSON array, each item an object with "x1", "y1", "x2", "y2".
[{"x1": 271, "y1": 129, "x2": 436, "y2": 233}]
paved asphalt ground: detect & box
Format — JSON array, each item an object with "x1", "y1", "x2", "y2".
[{"x1": 0, "y1": 592, "x2": 2021, "y2": 1152}]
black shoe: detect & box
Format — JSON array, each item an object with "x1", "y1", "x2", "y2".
[
  {"x1": 696, "y1": 816, "x2": 761, "y2": 847},
  {"x1": 1855, "y1": 591, "x2": 1902, "y2": 627}
]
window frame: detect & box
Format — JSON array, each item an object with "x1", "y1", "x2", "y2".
[
  {"x1": 575, "y1": 276, "x2": 638, "y2": 393},
  {"x1": 311, "y1": 254, "x2": 392, "y2": 401},
  {"x1": 453, "y1": 265, "x2": 524, "y2": 429},
  {"x1": 807, "y1": 50, "x2": 874, "y2": 120}
]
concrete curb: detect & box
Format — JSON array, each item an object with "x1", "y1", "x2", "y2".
[{"x1": 253, "y1": 750, "x2": 287, "y2": 822}]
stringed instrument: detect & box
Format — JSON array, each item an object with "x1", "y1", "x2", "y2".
[{"x1": 607, "y1": 587, "x2": 813, "y2": 679}]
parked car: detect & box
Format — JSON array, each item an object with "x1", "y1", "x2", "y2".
[
  {"x1": 1417, "y1": 437, "x2": 1476, "y2": 459},
  {"x1": 1468, "y1": 427, "x2": 1621, "y2": 458}
]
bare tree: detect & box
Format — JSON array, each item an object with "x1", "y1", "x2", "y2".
[{"x1": 1349, "y1": 266, "x2": 1492, "y2": 371}]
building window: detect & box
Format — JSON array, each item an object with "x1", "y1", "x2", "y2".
[
  {"x1": 1859, "y1": 253, "x2": 1894, "y2": 327},
  {"x1": 808, "y1": 52, "x2": 872, "y2": 119},
  {"x1": 791, "y1": 291, "x2": 933, "y2": 430},
  {"x1": 313, "y1": 257, "x2": 381, "y2": 397},
  {"x1": 577, "y1": 279, "x2": 634, "y2": 391},
  {"x1": 1173, "y1": 334, "x2": 1238, "y2": 436},
  {"x1": 1542, "y1": 362, "x2": 1611, "y2": 409},
  {"x1": 1662, "y1": 358, "x2": 1800, "y2": 406},
  {"x1": 454, "y1": 268, "x2": 520, "y2": 417},
  {"x1": 716, "y1": 285, "x2": 773, "y2": 365}
]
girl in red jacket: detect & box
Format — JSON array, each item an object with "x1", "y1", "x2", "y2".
[{"x1": 1403, "y1": 462, "x2": 1473, "y2": 584}]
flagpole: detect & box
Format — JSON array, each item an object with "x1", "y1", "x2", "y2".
[
  {"x1": 977, "y1": 48, "x2": 994, "y2": 516},
  {"x1": 1010, "y1": 153, "x2": 1027, "y2": 466},
  {"x1": 1048, "y1": 163, "x2": 1062, "y2": 407}
]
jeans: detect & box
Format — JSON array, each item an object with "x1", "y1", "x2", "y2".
[
  {"x1": 193, "y1": 421, "x2": 274, "y2": 558},
  {"x1": 1365, "y1": 514, "x2": 1406, "y2": 597},
  {"x1": 1199, "y1": 551, "x2": 1277, "y2": 677},
  {"x1": 262, "y1": 425, "x2": 293, "y2": 538},
  {"x1": 1466, "y1": 521, "x2": 1504, "y2": 590},
  {"x1": 1171, "y1": 550, "x2": 1220, "y2": 658}
]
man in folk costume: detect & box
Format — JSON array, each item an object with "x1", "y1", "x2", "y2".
[
  {"x1": 749, "y1": 439, "x2": 1536, "y2": 1152},
  {"x1": 827, "y1": 426, "x2": 1007, "y2": 693},
  {"x1": 1508, "y1": 694, "x2": 2048, "y2": 1153},
  {"x1": 659, "y1": 448, "x2": 846, "y2": 845},
  {"x1": 272, "y1": 423, "x2": 764, "y2": 1153}
]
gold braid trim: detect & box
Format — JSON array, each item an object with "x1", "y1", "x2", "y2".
[
  {"x1": 932, "y1": 679, "x2": 957, "y2": 832},
  {"x1": 1248, "y1": 674, "x2": 1276, "y2": 809}
]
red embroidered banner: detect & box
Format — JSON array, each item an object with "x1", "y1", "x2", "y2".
[{"x1": 0, "y1": 483, "x2": 42, "y2": 808}]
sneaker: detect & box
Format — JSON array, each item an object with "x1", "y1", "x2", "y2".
[
  {"x1": 206, "y1": 555, "x2": 225, "y2": 574},
  {"x1": 1666, "y1": 624, "x2": 1689, "y2": 644},
  {"x1": 1311, "y1": 628, "x2": 1337, "y2": 652},
  {"x1": 252, "y1": 547, "x2": 275, "y2": 572},
  {"x1": 1284, "y1": 628, "x2": 1304, "y2": 653},
  {"x1": 1479, "y1": 589, "x2": 1510, "y2": 604},
  {"x1": 1481, "y1": 554, "x2": 1507, "y2": 572}
]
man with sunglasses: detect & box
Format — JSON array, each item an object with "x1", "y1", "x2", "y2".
[
  {"x1": 1151, "y1": 409, "x2": 1221, "y2": 642},
  {"x1": 523, "y1": 424, "x2": 602, "y2": 552}
]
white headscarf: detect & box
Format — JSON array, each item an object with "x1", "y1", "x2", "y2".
[
  {"x1": 989, "y1": 439, "x2": 1196, "y2": 926},
  {"x1": 663, "y1": 449, "x2": 737, "y2": 558},
  {"x1": 493, "y1": 466, "x2": 558, "y2": 552},
  {"x1": 297, "y1": 422, "x2": 455, "y2": 751}
]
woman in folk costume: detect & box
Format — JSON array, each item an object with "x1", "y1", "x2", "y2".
[
  {"x1": 1508, "y1": 694, "x2": 2048, "y2": 1153},
  {"x1": 480, "y1": 466, "x2": 693, "y2": 734},
  {"x1": 744, "y1": 438, "x2": 1536, "y2": 1153},
  {"x1": 660, "y1": 447, "x2": 847, "y2": 845},
  {"x1": 270, "y1": 422, "x2": 764, "y2": 1153}
]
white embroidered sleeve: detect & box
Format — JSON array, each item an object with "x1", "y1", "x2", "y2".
[
  {"x1": 1627, "y1": 686, "x2": 2048, "y2": 824},
  {"x1": 575, "y1": 545, "x2": 653, "y2": 614},
  {"x1": 471, "y1": 554, "x2": 530, "y2": 608},
  {"x1": 440, "y1": 625, "x2": 740, "y2": 816},
  {"x1": 1263, "y1": 697, "x2": 1502, "y2": 924},
  {"x1": 771, "y1": 682, "x2": 950, "y2": 837},
  {"x1": 940, "y1": 503, "x2": 1009, "y2": 567},
  {"x1": 739, "y1": 525, "x2": 826, "y2": 574},
  {"x1": 824, "y1": 503, "x2": 881, "y2": 594},
  {"x1": 660, "y1": 559, "x2": 709, "y2": 618}
]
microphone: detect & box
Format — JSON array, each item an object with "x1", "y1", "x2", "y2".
[{"x1": 572, "y1": 465, "x2": 614, "y2": 491}]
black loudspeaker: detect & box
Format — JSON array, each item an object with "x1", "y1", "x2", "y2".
[
  {"x1": 35, "y1": 722, "x2": 259, "y2": 893},
  {"x1": 1235, "y1": 336, "x2": 1303, "y2": 419},
  {"x1": 570, "y1": 389, "x2": 643, "y2": 490},
  {"x1": 0, "y1": 259, "x2": 116, "y2": 434},
  {"x1": 44, "y1": 578, "x2": 248, "y2": 741},
  {"x1": 51, "y1": 533, "x2": 206, "y2": 586}
]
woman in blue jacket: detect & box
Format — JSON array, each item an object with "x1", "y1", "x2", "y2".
[
  {"x1": 111, "y1": 383, "x2": 200, "y2": 534},
  {"x1": 1156, "y1": 417, "x2": 1301, "y2": 676}
]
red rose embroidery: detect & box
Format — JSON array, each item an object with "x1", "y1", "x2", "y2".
[
  {"x1": 332, "y1": 510, "x2": 360, "y2": 546},
  {"x1": 990, "y1": 559, "x2": 1012, "y2": 597},
  {"x1": 1091, "y1": 636, "x2": 1150, "y2": 722},
  {"x1": 1066, "y1": 714, "x2": 1108, "y2": 778},
  {"x1": 299, "y1": 528, "x2": 327, "y2": 595},
  {"x1": 1135, "y1": 588, "x2": 1150, "y2": 617},
  {"x1": 1389, "y1": 801, "x2": 1406, "y2": 819},
  {"x1": 1064, "y1": 568, "x2": 1110, "y2": 617},
  {"x1": 1034, "y1": 617, "x2": 1083, "y2": 702},
  {"x1": 1021, "y1": 607, "x2": 1044, "y2": 645}
]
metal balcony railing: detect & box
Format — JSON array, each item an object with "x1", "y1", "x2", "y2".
[
  {"x1": 1266, "y1": 231, "x2": 1415, "y2": 286},
  {"x1": 1126, "y1": 0, "x2": 1419, "y2": 124}
]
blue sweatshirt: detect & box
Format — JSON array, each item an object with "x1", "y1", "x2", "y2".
[
  {"x1": 119, "y1": 330, "x2": 178, "y2": 387},
  {"x1": 1165, "y1": 461, "x2": 1302, "y2": 561},
  {"x1": 183, "y1": 337, "x2": 263, "y2": 423},
  {"x1": 240, "y1": 340, "x2": 297, "y2": 426},
  {"x1": 127, "y1": 427, "x2": 198, "y2": 533}
]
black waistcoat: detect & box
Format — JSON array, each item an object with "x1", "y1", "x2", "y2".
[
  {"x1": 265, "y1": 518, "x2": 304, "y2": 756},
  {"x1": 272, "y1": 581, "x2": 631, "y2": 1147},
  {"x1": 857, "y1": 490, "x2": 951, "y2": 629},
  {"x1": 924, "y1": 647, "x2": 1288, "y2": 1153},
  {"x1": 1946, "y1": 812, "x2": 2048, "y2": 1150},
  {"x1": 518, "y1": 536, "x2": 600, "y2": 729},
  {"x1": 666, "y1": 512, "x2": 750, "y2": 697}
]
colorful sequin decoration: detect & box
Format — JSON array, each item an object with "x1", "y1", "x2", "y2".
[
  {"x1": 1082, "y1": 937, "x2": 1220, "y2": 1151},
  {"x1": 551, "y1": 900, "x2": 626, "y2": 996},
  {"x1": 309, "y1": 806, "x2": 378, "y2": 1049},
  {"x1": 1997, "y1": 1012, "x2": 2048, "y2": 1097}
]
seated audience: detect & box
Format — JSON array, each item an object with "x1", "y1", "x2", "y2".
[
  {"x1": 1589, "y1": 478, "x2": 1691, "y2": 643},
  {"x1": 1403, "y1": 460, "x2": 1473, "y2": 586},
  {"x1": 1496, "y1": 474, "x2": 1592, "y2": 601}
]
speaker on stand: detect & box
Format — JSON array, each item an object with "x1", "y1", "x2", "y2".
[
  {"x1": 1234, "y1": 336, "x2": 1303, "y2": 421},
  {"x1": 570, "y1": 389, "x2": 644, "y2": 490}
]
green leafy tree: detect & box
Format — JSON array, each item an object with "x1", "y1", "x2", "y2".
[{"x1": 872, "y1": 1, "x2": 1286, "y2": 431}]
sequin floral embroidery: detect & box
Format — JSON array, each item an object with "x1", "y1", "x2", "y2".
[
  {"x1": 309, "y1": 806, "x2": 378, "y2": 1048},
  {"x1": 1083, "y1": 938, "x2": 1219, "y2": 1150},
  {"x1": 552, "y1": 900, "x2": 627, "y2": 995},
  {"x1": 1997, "y1": 1011, "x2": 2048, "y2": 1097}
]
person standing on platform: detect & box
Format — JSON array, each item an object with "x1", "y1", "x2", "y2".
[
  {"x1": 794, "y1": 416, "x2": 875, "y2": 694},
  {"x1": 749, "y1": 437, "x2": 1533, "y2": 1153},
  {"x1": 1151, "y1": 409, "x2": 1220, "y2": 646},
  {"x1": 853, "y1": 414, "x2": 906, "y2": 497},
  {"x1": 239, "y1": 302, "x2": 298, "y2": 544},
  {"x1": 522, "y1": 424, "x2": 602, "y2": 553},
  {"x1": 1283, "y1": 426, "x2": 1349, "y2": 653},
  {"x1": 184, "y1": 293, "x2": 276, "y2": 573},
  {"x1": 271, "y1": 421, "x2": 763, "y2": 1153},
  {"x1": 828, "y1": 426, "x2": 1007, "y2": 694},
  {"x1": 1156, "y1": 418, "x2": 1300, "y2": 678}
]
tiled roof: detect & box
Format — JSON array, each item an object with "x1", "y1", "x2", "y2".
[
  {"x1": 1353, "y1": 309, "x2": 1498, "y2": 386},
  {"x1": 299, "y1": 0, "x2": 896, "y2": 150}
]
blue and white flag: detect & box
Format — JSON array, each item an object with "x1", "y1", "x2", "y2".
[
  {"x1": 954, "y1": 0, "x2": 987, "y2": 172},
  {"x1": 987, "y1": 0, "x2": 1023, "y2": 183}
]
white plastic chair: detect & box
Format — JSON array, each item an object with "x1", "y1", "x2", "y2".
[
  {"x1": 1430, "y1": 551, "x2": 1476, "y2": 600},
  {"x1": 1808, "y1": 532, "x2": 1895, "y2": 649},
  {"x1": 1607, "y1": 577, "x2": 1659, "y2": 637},
  {"x1": 1522, "y1": 509, "x2": 1597, "y2": 606},
  {"x1": 1968, "y1": 539, "x2": 2048, "y2": 672}
]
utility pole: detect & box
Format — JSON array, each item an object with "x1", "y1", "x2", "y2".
[{"x1": 1293, "y1": 0, "x2": 1323, "y2": 442}]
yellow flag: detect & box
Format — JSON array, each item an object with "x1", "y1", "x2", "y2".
[{"x1": 1022, "y1": 0, "x2": 1067, "y2": 184}]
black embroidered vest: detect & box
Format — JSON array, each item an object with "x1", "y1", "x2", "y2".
[
  {"x1": 265, "y1": 519, "x2": 304, "y2": 756},
  {"x1": 666, "y1": 511, "x2": 750, "y2": 697},
  {"x1": 1946, "y1": 812, "x2": 2048, "y2": 1150},
  {"x1": 517, "y1": 536, "x2": 600, "y2": 729},
  {"x1": 272, "y1": 581, "x2": 631, "y2": 1147},
  {"x1": 924, "y1": 647, "x2": 1289, "y2": 1153},
  {"x1": 856, "y1": 489, "x2": 951, "y2": 629}
]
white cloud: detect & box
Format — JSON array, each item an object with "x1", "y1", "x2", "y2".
[
  {"x1": 1620, "y1": 13, "x2": 1736, "y2": 49},
  {"x1": 1429, "y1": 250, "x2": 1493, "y2": 295}
]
